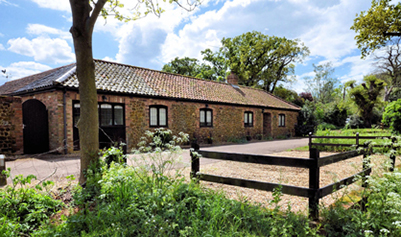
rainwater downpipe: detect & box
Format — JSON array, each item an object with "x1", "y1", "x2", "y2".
[{"x1": 63, "y1": 89, "x2": 68, "y2": 154}]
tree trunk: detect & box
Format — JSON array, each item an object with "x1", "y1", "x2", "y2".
[
  {"x1": 384, "y1": 85, "x2": 393, "y2": 102},
  {"x1": 70, "y1": 0, "x2": 100, "y2": 184}
]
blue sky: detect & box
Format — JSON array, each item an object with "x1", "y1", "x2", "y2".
[{"x1": 0, "y1": 0, "x2": 387, "y2": 92}]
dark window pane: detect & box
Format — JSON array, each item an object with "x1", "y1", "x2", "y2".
[
  {"x1": 100, "y1": 104, "x2": 112, "y2": 126},
  {"x1": 114, "y1": 105, "x2": 124, "y2": 125}
]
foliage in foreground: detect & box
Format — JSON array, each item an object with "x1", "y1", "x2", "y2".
[
  {"x1": 0, "y1": 170, "x2": 64, "y2": 236},
  {"x1": 322, "y1": 168, "x2": 401, "y2": 236},
  {"x1": 34, "y1": 129, "x2": 318, "y2": 236},
  {"x1": 36, "y1": 165, "x2": 317, "y2": 237}
]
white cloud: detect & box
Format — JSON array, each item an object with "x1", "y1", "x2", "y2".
[
  {"x1": 103, "y1": 56, "x2": 117, "y2": 62},
  {"x1": 1, "y1": 61, "x2": 52, "y2": 81},
  {"x1": 27, "y1": 24, "x2": 71, "y2": 39},
  {"x1": 0, "y1": 0, "x2": 18, "y2": 7},
  {"x1": 30, "y1": 0, "x2": 70, "y2": 12},
  {"x1": 7, "y1": 36, "x2": 75, "y2": 64},
  {"x1": 0, "y1": 44, "x2": 4, "y2": 50}
]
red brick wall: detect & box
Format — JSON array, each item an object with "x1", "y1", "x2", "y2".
[
  {"x1": 24, "y1": 90, "x2": 299, "y2": 153},
  {"x1": 22, "y1": 91, "x2": 65, "y2": 152},
  {"x1": 0, "y1": 96, "x2": 23, "y2": 154}
]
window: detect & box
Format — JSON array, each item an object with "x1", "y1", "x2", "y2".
[
  {"x1": 200, "y1": 108, "x2": 213, "y2": 127},
  {"x1": 99, "y1": 103, "x2": 125, "y2": 127},
  {"x1": 244, "y1": 111, "x2": 253, "y2": 127},
  {"x1": 279, "y1": 114, "x2": 285, "y2": 127},
  {"x1": 150, "y1": 106, "x2": 168, "y2": 127}
]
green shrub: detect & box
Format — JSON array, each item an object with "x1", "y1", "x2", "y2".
[
  {"x1": 382, "y1": 99, "x2": 401, "y2": 134},
  {"x1": 295, "y1": 101, "x2": 318, "y2": 136},
  {"x1": 321, "y1": 169, "x2": 401, "y2": 236},
  {"x1": 101, "y1": 144, "x2": 126, "y2": 167},
  {"x1": 323, "y1": 105, "x2": 348, "y2": 128},
  {"x1": 317, "y1": 123, "x2": 337, "y2": 130},
  {"x1": 345, "y1": 114, "x2": 364, "y2": 129},
  {"x1": 0, "y1": 170, "x2": 64, "y2": 236}
]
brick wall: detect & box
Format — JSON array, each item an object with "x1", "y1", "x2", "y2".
[
  {"x1": 0, "y1": 96, "x2": 23, "y2": 154},
  {"x1": 22, "y1": 91, "x2": 65, "y2": 152},
  {"x1": 30, "y1": 90, "x2": 299, "y2": 153}
]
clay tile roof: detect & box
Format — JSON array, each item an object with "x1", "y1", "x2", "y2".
[
  {"x1": 0, "y1": 64, "x2": 75, "y2": 95},
  {"x1": 0, "y1": 59, "x2": 300, "y2": 110}
]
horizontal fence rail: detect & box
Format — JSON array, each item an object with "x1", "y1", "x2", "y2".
[
  {"x1": 190, "y1": 142, "x2": 379, "y2": 220},
  {"x1": 196, "y1": 150, "x2": 312, "y2": 168},
  {"x1": 199, "y1": 173, "x2": 312, "y2": 198}
]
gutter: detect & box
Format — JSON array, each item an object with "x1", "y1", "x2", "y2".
[{"x1": 63, "y1": 89, "x2": 68, "y2": 154}]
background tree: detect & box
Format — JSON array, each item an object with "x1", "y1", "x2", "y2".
[
  {"x1": 373, "y1": 38, "x2": 401, "y2": 101},
  {"x1": 348, "y1": 75, "x2": 386, "y2": 128},
  {"x1": 218, "y1": 31, "x2": 309, "y2": 93},
  {"x1": 351, "y1": 0, "x2": 401, "y2": 57},
  {"x1": 162, "y1": 55, "x2": 225, "y2": 81},
  {"x1": 273, "y1": 85, "x2": 303, "y2": 106},
  {"x1": 304, "y1": 62, "x2": 339, "y2": 104},
  {"x1": 69, "y1": 0, "x2": 198, "y2": 184},
  {"x1": 162, "y1": 31, "x2": 308, "y2": 92},
  {"x1": 382, "y1": 99, "x2": 401, "y2": 134}
]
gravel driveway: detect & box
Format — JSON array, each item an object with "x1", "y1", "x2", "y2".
[{"x1": 4, "y1": 138, "x2": 308, "y2": 183}]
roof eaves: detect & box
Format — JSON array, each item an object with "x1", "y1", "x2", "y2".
[{"x1": 55, "y1": 65, "x2": 76, "y2": 84}]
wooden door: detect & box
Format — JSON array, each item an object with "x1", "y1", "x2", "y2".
[
  {"x1": 23, "y1": 99, "x2": 49, "y2": 154},
  {"x1": 263, "y1": 113, "x2": 272, "y2": 138}
]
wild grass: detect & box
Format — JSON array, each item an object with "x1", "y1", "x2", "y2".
[{"x1": 293, "y1": 128, "x2": 394, "y2": 152}]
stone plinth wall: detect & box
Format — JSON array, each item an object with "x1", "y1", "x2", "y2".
[{"x1": 0, "y1": 96, "x2": 23, "y2": 155}]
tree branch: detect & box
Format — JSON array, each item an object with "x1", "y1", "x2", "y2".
[{"x1": 89, "y1": 0, "x2": 107, "y2": 33}]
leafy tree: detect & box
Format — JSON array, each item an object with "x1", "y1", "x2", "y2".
[
  {"x1": 389, "y1": 87, "x2": 401, "y2": 102},
  {"x1": 69, "y1": 0, "x2": 198, "y2": 184},
  {"x1": 299, "y1": 92, "x2": 313, "y2": 102},
  {"x1": 162, "y1": 56, "x2": 224, "y2": 81},
  {"x1": 304, "y1": 62, "x2": 339, "y2": 104},
  {"x1": 273, "y1": 85, "x2": 303, "y2": 106},
  {"x1": 162, "y1": 57, "x2": 203, "y2": 77},
  {"x1": 351, "y1": 0, "x2": 401, "y2": 57},
  {"x1": 218, "y1": 31, "x2": 309, "y2": 93},
  {"x1": 382, "y1": 99, "x2": 401, "y2": 133},
  {"x1": 201, "y1": 48, "x2": 228, "y2": 81},
  {"x1": 348, "y1": 75, "x2": 386, "y2": 128}
]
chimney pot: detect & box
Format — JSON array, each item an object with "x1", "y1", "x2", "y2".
[{"x1": 227, "y1": 72, "x2": 239, "y2": 85}]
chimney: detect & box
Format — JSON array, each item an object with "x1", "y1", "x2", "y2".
[{"x1": 227, "y1": 72, "x2": 239, "y2": 85}]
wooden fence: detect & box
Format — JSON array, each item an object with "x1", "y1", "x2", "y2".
[
  {"x1": 309, "y1": 132, "x2": 398, "y2": 171},
  {"x1": 190, "y1": 144, "x2": 372, "y2": 220}
]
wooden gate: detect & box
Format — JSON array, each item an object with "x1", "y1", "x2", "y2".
[{"x1": 22, "y1": 99, "x2": 49, "y2": 154}]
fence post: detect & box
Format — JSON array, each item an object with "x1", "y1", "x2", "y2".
[
  {"x1": 308, "y1": 132, "x2": 312, "y2": 151},
  {"x1": 0, "y1": 155, "x2": 6, "y2": 186},
  {"x1": 309, "y1": 148, "x2": 320, "y2": 220},
  {"x1": 390, "y1": 137, "x2": 396, "y2": 172},
  {"x1": 356, "y1": 132, "x2": 359, "y2": 149},
  {"x1": 361, "y1": 143, "x2": 371, "y2": 211},
  {"x1": 190, "y1": 142, "x2": 200, "y2": 181}
]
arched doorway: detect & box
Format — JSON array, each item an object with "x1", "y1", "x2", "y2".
[{"x1": 23, "y1": 99, "x2": 49, "y2": 154}]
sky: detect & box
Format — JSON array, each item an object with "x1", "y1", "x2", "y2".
[{"x1": 0, "y1": 0, "x2": 389, "y2": 92}]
